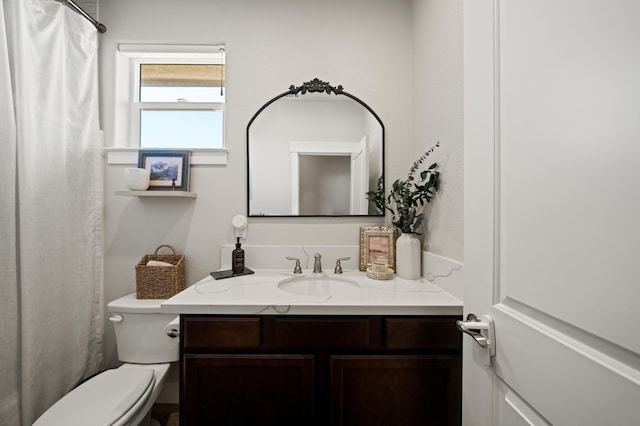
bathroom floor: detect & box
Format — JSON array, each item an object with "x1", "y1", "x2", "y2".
[{"x1": 152, "y1": 404, "x2": 179, "y2": 426}]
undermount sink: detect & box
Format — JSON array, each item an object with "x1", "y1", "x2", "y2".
[{"x1": 277, "y1": 274, "x2": 359, "y2": 297}]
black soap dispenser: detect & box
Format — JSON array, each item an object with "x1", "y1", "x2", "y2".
[{"x1": 232, "y1": 237, "x2": 245, "y2": 274}]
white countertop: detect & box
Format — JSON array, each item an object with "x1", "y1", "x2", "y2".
[{"x1": 161, "y1": 270, "x2": 463, "y2": 316}]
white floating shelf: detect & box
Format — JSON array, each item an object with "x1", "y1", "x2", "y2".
[{"x1": 115, "y1": 190, "x2": 197, "y2": 198}]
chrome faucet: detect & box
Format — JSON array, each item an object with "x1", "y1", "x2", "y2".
[
  {"x1": 286, "y1": 257, "x2": 303, "y2": 274},
  {"x1": 313, "y1": 253, "x2": 322, "y2": 273},
  {"x1": 334, "y1": 257, "x2": 350, "y2": 274}
]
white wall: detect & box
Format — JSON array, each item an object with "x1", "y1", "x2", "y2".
[
  {"x1": 412, "y1": 0, "x2": 464, "y2": 260},
  {"x1": 75, "y1": 0, "x2": 97, "y2": 16},
  {"x1": 99, "y1": 0, "x2": 417, "y2": 366},
  {"x1": 99, "y1": 0, "x2": 464, "y2": 366}
]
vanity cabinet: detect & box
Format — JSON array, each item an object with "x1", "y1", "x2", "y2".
[{"x1": 180, "y1": 315, "x2": 462, "y2": 426}]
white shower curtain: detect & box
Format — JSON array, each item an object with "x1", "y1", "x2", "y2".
[{"x1": 0, "y1": 0, "x2": 103, "y2": 424}]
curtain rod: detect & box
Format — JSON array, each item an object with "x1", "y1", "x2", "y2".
[{"x1": 54, "y1": 0, "x2": 107, "y2": 33}]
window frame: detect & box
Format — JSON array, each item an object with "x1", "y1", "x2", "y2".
[{"x1": 117, "y1": 44, "x2": 226, "y2": 150}]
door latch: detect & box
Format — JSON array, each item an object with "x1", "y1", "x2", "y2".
[{"x1": 456, "y1": 313, "x2": 495, "y2": 365}]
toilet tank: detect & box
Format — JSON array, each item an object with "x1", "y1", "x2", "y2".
[{"x1": 107, "y1": 294, "x2": 179, "y2": 364}]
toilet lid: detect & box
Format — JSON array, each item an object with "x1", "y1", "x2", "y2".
[{"x1": 33, "y1": 368, "x2": 155, "y2": 426}]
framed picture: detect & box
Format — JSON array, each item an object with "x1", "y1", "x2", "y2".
[
  {"x1": 359, "y1": 225, "x2": 398, "y2": 271},
  {"x1": 138, "y1": 150, "x2": 191, "y2": 191}
]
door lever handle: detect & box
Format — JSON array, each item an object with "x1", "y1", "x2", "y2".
[
  {"x1": 456, "y1": 313, "x2": 489, "y2": 347},
  {"x1": 456, "y1": 313, "x2": 496, "y2": 365}
]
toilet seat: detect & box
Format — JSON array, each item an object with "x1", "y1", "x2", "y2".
[{"x1": 33, "y1": 368, "x2": 155, "y2": 426}]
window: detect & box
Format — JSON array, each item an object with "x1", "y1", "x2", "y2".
[
  {"x1": 119, "y1": 45, "x2": 226, "y2": 150},
  {"x1": 136, "y1": 62, "x2": 224, "y2": 148}
]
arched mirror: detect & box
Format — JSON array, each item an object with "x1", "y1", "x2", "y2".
[{"x1": 247, "y1": 78, "x2": 384, "y2": 217}]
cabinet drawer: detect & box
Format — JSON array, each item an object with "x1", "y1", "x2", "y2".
[
  {"x1": 183, "y1": 317, "x2": 261, "y2": 350},
  {"x1": 384, "y1": 317, "x2": 461, "y2": 350},
  {"x1": 275, "y1": 318, "x2": 370, "y2": 348}
]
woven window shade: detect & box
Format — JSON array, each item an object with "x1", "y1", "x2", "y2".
[{"x1": 140, "y1": 64, "x2": 225, "y2": 87}]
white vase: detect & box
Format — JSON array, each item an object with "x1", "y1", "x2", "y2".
[{"x1": 395, "y1": 233, "x2": 421, "y2": 280}]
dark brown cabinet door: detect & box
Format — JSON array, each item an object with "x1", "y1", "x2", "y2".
[
  {"x1": 182, "y1": 354, "x2": 314, "y2": 426},
  {"x1": 181, "y1": 315, "x2": 461, "y2": 425},
  {"x1": 330, "y1": 355, "x2": 461, "y2": 426}
]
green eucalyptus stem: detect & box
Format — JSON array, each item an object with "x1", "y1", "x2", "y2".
[{"x1": 366, "y1": 142, "x2": 441, "y2": 234}]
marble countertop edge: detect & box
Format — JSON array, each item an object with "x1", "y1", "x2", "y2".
[{"x1": 160, "y1": 269, "x2": 463, "y2": 316}]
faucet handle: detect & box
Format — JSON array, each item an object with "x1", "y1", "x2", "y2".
[
  {"x1": 286, "y1": 257, "x2": 303, "y2": 274},
  {"x1": 334, "y1": 257, "x2": 351, "y2": 274}
]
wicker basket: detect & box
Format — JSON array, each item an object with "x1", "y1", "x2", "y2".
[{"x1": 135, "y1": 245, "x2": 185, "y2": 299}]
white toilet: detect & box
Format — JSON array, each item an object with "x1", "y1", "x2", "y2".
[{"x1": 34, "y1": 293, "x2": 179, "y2": 426}]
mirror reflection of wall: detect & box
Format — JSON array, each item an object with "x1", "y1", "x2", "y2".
[
  {"x1": 299, "y1": 155, "x2": 350, "y2": 215},
  {"x1": 248, "y1": 83, "x2": 384, "y2": 217}
]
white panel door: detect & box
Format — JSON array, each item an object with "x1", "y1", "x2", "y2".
[
  {"x1": 349, "y1": 135, "x2": 369, "y2": 214},
  {"x1": 463, "y1": 1, "x2": 640, "y2": 425}
]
